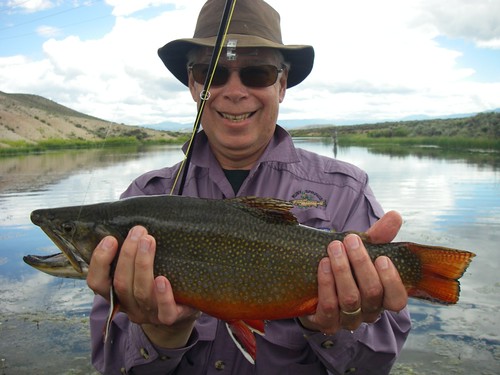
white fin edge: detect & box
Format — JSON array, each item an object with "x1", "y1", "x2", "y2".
[{"x1": 225, "y1": 322, "x2": 255, "y2": 365}]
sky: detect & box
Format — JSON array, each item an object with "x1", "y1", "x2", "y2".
[{"x1": 1, "y1": 0, "x2": 500, "y2": 128}]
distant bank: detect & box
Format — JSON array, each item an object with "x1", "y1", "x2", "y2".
[{"x1": 289, "y1": 112, "x2": 500, "y2": 151}]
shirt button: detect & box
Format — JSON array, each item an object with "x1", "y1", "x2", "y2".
[
  {"x1": 214, "y1": 360, "x2": 225, "y2": 370},
  {"x1": 321, "y1": 339, "x2": 335, "y2": 349},
  {"x1": 139, "y1": 347, "x2": 150, "y2": 359}
]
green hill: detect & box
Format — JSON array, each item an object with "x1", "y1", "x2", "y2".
[{"x1": 0, "y1": 91, "x2": 180, "y2": 149}]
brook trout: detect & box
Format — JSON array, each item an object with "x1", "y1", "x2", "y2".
[{"x1": 24, "y1": 195, "x2": 475, "y2": 362}]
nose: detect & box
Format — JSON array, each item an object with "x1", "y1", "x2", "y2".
[{"x1": 221, "y1": 70, "x2": 249, "y2": 99}]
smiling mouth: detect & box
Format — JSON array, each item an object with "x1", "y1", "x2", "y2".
[{"x1": 219, "y1": 111, "x2": 255, "y2": 122}]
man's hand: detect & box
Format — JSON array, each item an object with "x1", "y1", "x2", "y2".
[
  {"x1": 87, "y1": 225, "x2": 200, "y2": 348},
  {"x1": 299, "y1": 211, "x2": 408, "y2": 334}
]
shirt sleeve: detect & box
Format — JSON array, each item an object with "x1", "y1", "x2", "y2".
[
  {"x1": 90, "y1": 295, "x2": 200, "y2": 375},
  {"x1": 302, "y1": 310, "x2": 411, "y2": 375}
]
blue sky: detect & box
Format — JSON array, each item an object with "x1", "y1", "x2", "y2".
[
  {"x1": 435, "y1": 36, "x2": 500, "y2": 82},
  {"x1": 1, "y1": 0, "x2": 499, "y2": 127},
  {"x1": 1, "y1": 1, "x2": 110, "y2": 55}
]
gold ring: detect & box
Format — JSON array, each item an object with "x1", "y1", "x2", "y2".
[{"x1": 341, "y1": 307, "x2": 362, "y2": 316}]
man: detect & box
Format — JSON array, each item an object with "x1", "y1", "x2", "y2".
[{"x1": 87, "y1": 0, "x2": 411, "y2": 373}]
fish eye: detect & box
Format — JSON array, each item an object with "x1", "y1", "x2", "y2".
[{"x1": 61, "y1": 222, "x2": 75, "y2": 234}]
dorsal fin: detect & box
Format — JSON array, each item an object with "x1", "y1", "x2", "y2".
[{"x1": 228, "y1": 196, "x2": 298, "y2": 225}]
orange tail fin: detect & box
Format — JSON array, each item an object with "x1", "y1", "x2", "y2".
[{"x1": 405, "y1": 243, "x2": 475, "y2": 304}]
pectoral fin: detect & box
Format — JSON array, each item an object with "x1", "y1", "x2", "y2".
[{"x1": 225, "y1": 320, "x2": 266, "y2": 364}]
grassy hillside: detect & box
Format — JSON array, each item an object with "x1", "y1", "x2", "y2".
[
  {"x1": 289, "y1": 112, "x2": 500, "y2": 150},
  {"x1": 0, "y1": 91, "x2": 186, "y2": 153}
]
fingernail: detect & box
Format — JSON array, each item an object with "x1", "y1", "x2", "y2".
[
  {"x1": 329, "y1": 241, "x2": 343, "y2": 258},
  {"x1": 378, "y1": 256, "x2": 390, "y2": 270},
  {"x1": 345, "y1": 234, "x2": 360, "y2": 251},
  {"x1": 129, "y1": 227, "x2": 143, "y2": 241},
  {"x1": 321, "y1": 258, "x2": 332, "y2": 274},
  {"x1": 155, "y1": 278, "x2": 166, "y2": 293},
  {"x1": 100, "y1": 237, "x2": 113, "y2": 251},
  {"x1": 138, "y1": 237, "x2": 151, "y2": 253}
]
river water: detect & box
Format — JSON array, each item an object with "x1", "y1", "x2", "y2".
[{"x1": 0, "y1": 140, "x2": 499, "y2": 374}]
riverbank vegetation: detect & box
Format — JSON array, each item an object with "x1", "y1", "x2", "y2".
[
  {"x1": 0, "y1": 133, "x2": 189, "y2": 156},
  {"x1": 289, "y1": 112, "x2": 500, "y2": 151}
]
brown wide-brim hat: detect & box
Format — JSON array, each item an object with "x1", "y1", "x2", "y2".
[{"x1": 158, "y1": 0, "x2": 314, "y2": 88}]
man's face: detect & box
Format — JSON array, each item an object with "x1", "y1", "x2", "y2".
[{"x1": 188, "y1": 48, "x2": 288, "y2": 169}]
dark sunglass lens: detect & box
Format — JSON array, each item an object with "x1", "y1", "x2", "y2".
[
  {"x1": 191, "y1": 64, "x2": 209, "y2": 84},
  {"x1": 212, "y1": 66, "x2": 229, "y2": 86},
  {"x1": 192, "y1": 64, "x2": 230, "y2": 86},
  {"x1": 241, "y1": 65, "x2": 277, "y2": 87}
]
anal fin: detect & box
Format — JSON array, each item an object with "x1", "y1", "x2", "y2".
[{"x1": 226, "y1": 320, "x2": 266, "y2": 364}]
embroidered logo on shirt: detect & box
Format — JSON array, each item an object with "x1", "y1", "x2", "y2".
[{"x1": 291, "y1": 190, "x2": 327, "y2": 209}]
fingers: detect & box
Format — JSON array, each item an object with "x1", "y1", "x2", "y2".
[
  {"x1": 366, "y1": 210, "x2": 402, "y2": 244},
  {"x1": 342, "y1": 234, "x2": 383, "y2": 323},
  {"x1": 87, "y1": 225, "x2": 200, "y2": 332},
  {"x1": 112, "y1": 226, "x2": 148, "y2": 317},
  {"x1": 133, "y1": 235, "x2": 157, "y2": 313},
  {"x1": 375, "y1": 256, "x2": 408, "y2": 312},
  {"x1": 87, "y1": 236, "x2": 118, "y2": 297},
  {"x1": 154, "y1": 276, "x2": 200, "y2": 326},
  {"x1": 154, "y1": 276, "x2": 178, "y2": 326},
  {"x1": 328, "y1": 240, "x2": 363, "y2": 330},
  {"x1": 311, "y1": 257, "x2": 341, "y2": 333},
  {"x1": 309, "y1": 233, "x2": 397, "y2": 333}
]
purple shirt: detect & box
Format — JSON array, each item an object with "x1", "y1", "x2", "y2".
[{"x1": 90, "y1": 126, "x2": 411, "y2": 374}]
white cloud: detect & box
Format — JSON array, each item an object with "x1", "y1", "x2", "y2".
[
  {"x1": 476, "y1": 38, "x2": 500, "y2": 49},
  {"x1": 36, "y1": 24, "x2": 61, "y2": 37},
  {"x1": 0, "y1": 0, "x2": 499, "y2": 125},
  {"x1": 7, "y1": 0, "x2": 55, "y2": 13},
  {"x1": 417, "y1": 0, "x2": 500, "y2": 47},
  {"x1": 105, "y1": 0, "x2": 185, "y2": 17}
]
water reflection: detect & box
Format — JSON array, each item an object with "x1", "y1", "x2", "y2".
[
  {"x1": 1, "y1": 142, "x2": 499, "y2": 373},
  {"x1": 0, "y1": 147, "x2": 138, "y2": 193}
]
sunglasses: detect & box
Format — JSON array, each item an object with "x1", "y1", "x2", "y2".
[{"x1": 189, "y1": 63, "x2": 284, "y2": 88}]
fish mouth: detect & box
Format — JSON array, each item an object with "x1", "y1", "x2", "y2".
[
  {"x1": 43, "y1": 225, "x2": 87, "y2": 274},
  {"x1": 28, "y1": 210, "x2": 89, "y2": 277},
  {"x1": 23, "y1": 253, "x2": 88, "y2": 279}
]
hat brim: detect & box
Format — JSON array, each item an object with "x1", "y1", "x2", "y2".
[{"x1": 158, "y1": 33, "x2": 314, "y2": 88}]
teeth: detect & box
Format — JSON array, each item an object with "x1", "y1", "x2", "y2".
[{"x1": 221, "y1": 112, "x2": 251, "y2": 121}]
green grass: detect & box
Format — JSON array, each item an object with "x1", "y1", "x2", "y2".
[
  {"x1": 0, "y1": 136, "x2": 189, "y2": 156},
  {"x1": 337, "y1": 134, "x2": 499, "y2": 150}
]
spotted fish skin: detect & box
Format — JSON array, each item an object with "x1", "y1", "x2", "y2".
[{"x1": 27, "y1": 195, "x2": 474, "y2": 318}]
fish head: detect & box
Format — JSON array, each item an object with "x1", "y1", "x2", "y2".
[{"x1": 27, "y1": 205, "x2": 122, "y2": 279}]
